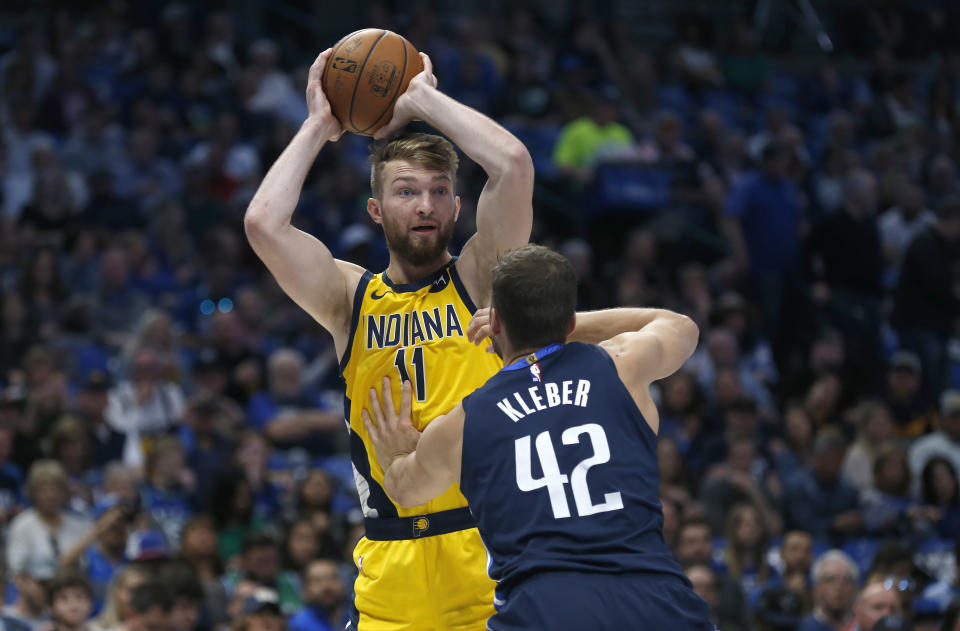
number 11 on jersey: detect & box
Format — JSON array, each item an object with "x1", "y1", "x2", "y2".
[{"x1": 394, "y1": 347, "x2": 427, "y2": 402}]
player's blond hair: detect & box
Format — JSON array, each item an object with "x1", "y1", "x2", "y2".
[{"x1": 369, "y1": 133, "x2": 458, "y2": 199}]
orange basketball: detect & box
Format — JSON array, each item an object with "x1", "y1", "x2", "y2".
[{"x1": 323, "y1": 29, "x2": 423, "y2": 136}]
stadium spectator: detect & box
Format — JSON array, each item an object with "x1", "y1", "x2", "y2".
[
  {"x1": 843, "y1": 400, "x2": 897, "y2": 492},
  {"x1": 806, "y1": 168, "x2": 885, "y2": 395},
  {"x1": 60, "y1": 498, "x2": 132, "y2": 614},
  {"x1": 178, "y1": 516, "x2": 228, "y2": 626},
  {"x1": 685, "y1": 565, "x2": 728, "y2": 631},
  {"x1": 46, "y1": 570, "x2": 93, "y2": 631},
  {"x1": 105, "y1": 348, "x2": 185, "y2": 469},
  {"x1": 884, "y1": 351, "x2": 933, "y2": 437},
  {"x1": 720, "y1": 503, "x2": 779, "y2": 605},
  {"x1": 880, "y1": 177, "x2": 934, "y2": 273},
  {"x1": 918, "y1": 457, "x2": 960, "y2": 539},
  {"x1": 674, "y1": 518, "x2": 752, "y2": 631},
  {"x1": 850, "y1": 581, "x2": 902, "y2": 631},
  {"x1": 117, "y1": 581, "x2": 173, "y2": 631},
  {"x1": 6, "y1": 460, "x2": 92, "y2": 576},
  {"x1": 892, "y1": 197, "x2": 960, "y2": 408},
  {"x1": 73, "y1": 371, "x2": 126, "y2": 469},
  {"x1": 909, "y1": 390, "x2": 960, "y2": 481},
  {"x1": 782, "y1": 428, "x2": 861, "y2": 543},
  {"x1": 798, "y1": 550, "x2": 858, "y2": 631},
  {"x1": 139, "y1": 436, "x2": 194, "y2": 546},
  {"x1": 777, "y1": 530, "x2": 814, "y2": 600},
  {"x1": 223, "y1": 533, "x2": 301, "y2": 616},
  {"x1": 917, "y1": 534, "x2": 960, "y2": 616},
  {"x1": 551, "y1": 86, "x2": 635, "y2": 182},
  {"x1": 246, "y1": 349, "x2": 341, "y2": 457},
  {"x1": 3, "y1": 555, "x2": 55, "y2": 631},
  {"x1": 286, "y1": 559, "x2": 346, "y2": 631}
]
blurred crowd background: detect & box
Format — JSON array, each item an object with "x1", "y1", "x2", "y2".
[{"x1": 1, "y1": 1, "x2": 960, "y2": 630}]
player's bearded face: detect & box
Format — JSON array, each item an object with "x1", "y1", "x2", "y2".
[
  {"x1": 381, "y1": 209, "x2": 455, "y2": 266},
  {"x1": 378, "y1": 166, "x2": 458, "y2": 267}
]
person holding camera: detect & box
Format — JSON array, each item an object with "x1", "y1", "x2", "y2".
[{"x1": 61, "y1": 496, "x2": 136, "y2": 614}]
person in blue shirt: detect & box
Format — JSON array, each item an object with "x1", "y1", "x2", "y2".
[
  {"x1": 245, "y1": 349, "x2": 342, "y2": 457},
  {"x1": 782, "y1": 428, "x2": 862, "y2": 544},
  {"x1": 287, "y1": 560, "x2": 347, "y2": 631},
  {"x1": 139, "y1": 436, "x2": 193, "y2": 547},
  {"x1": 362, "y1": 244, "x2": 712, "y2": 630},
  {"x1": 797, "y1": 550, "x2": 858, "y2": 631},
  {"x1": 60, "y1": 497, "x2": 132, "y2": 615}
]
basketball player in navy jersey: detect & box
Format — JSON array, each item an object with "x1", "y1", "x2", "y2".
[{"x1": 362, "y1": 244, "x2": 714, "y2": 630}]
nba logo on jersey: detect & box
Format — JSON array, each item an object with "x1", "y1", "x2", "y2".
[{"x1": 529, "y1": 363, "x2": 542, "y2": 382}]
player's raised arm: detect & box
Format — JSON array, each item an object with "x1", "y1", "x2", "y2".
[
  {"x1": 374, "y1": 53, "x2": 534, "y2": 305},
  {"x1": 362, "y1": 378, "x2": 462, "y2": 507},
  {"x1": 244, "y1": 48, "x2": 363, "y2": 355},
  {"x1": 598, "y1": 309, "x2": 700, "y2": 431}
]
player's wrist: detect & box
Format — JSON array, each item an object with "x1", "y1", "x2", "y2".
[{"x1": 302, "y1": 116, "x2": 341, "y2": 142}]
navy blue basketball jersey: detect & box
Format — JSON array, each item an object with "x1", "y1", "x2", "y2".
[{"x1": 460, "y1": 342, "x2": 687, "y2": 594}]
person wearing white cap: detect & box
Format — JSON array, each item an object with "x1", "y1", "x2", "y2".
[{"x1": 908, "y1": 390, "x2": 960, "y2": 480}]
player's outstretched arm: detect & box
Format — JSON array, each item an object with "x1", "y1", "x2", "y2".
[
  {"x1": 599, "y1": 310, "x2": 699, "y2": 432},
  {"x1": 375, "y1": 53, "x2": 534, "y2": 305},
  {"x1": 467, "y1": 307, "x2": 696, "y2": 352},
  {"x1": 244, "y1": 49, "x2": 363, "y2": 355},
  {"x1": 363, "y1": 377, "x2": 462, "y2": 507}
]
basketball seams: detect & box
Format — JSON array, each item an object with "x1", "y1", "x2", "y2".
[
  {"x1": 348, "y1": 30, "x2": 388, "y2": 133},
  {"x1": 354, "y1": 33, "x2": 410, "y2": 135},
  {"x1": 324, "y1": 28, "x2": 369, "y2": 126}
]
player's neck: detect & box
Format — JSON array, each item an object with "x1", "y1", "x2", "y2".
[
  {"x1": 385, "y1": 251, "x2": 453, "y2": 284},
  {"x1": 503, "y1": 346, "x2": 543, "y2": 367}
]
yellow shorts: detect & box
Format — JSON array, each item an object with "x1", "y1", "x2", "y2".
[{"x1": 350, "y1": 527, "x2": 495, "y2": 630}]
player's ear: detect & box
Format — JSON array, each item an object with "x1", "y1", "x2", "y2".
[
  {"x1": 489, "y1": 307, "x2": 503, "y2": 336},
  {"x1": 367, "y1": 197, "x2": 383, "y2": 224},
  {"x1": 566, "y1": 313, "x2": 576, "y2": 338},
  {"x1": 453, "y1": 195, "x2": 461, "y2": 221}
]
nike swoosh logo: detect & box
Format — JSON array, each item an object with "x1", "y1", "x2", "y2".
[{"x1": 370, "y1": 289, "x2": 394, "y2": 300}]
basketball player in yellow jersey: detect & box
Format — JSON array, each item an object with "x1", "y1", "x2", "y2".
[{"x1": 244, "y1": 47, "x2": 533, "y2": 630}]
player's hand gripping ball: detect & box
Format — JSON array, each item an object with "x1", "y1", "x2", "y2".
[{"x1": 322, "y1": 29, "x2": 423, "y2": 136}]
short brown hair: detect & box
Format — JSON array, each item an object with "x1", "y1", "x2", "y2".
[
  {"x1": 369, "y1": 133, "x2": 458, "y2": 198},
  {"x1": 492, "y1": 245, "x2": 577, "y2": 351},
  {"x1": 47, "y1": 569, "x2": 93, "y2": 602}
]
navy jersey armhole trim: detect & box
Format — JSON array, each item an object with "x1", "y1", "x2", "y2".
[
  {"x1": 339, "y1": 270, "x2": 374, "y2": 375},
  {"x1": 589, "y1": 343, "x2": 660, "y2": 442},
  {"x1": 448, "y1": 258, "x2": 477, "y2": 313}
]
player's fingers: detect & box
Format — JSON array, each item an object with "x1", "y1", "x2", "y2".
[
  {"x1": 367, "y1": 387, "x2": 385, "y2": 425},
  {"x1": 420, "y1": 52, "x2": 434, "y2": 79},
  {"x1": 400, "y1": 380, "x2": 413, "y2": 426},
  {"x1": 373, "y1": 118, "x2": 400, "y2": 140},
  {"x1": 361, "y1": 409, "x2": 376, "y2": 435},
  {"x1": 381, "y1": 376, "x2": 397, "y2": 421},
  {"x1": 467, "y1": 309, "x2": 490, "y2": 343},
  {"x1": 309, "y1": 48, "x2": 332, "y2": 85},
  {"x1": 486, "y1": 342, "x2": 495, "y2": 353}
]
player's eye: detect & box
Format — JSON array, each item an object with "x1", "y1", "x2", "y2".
[
  {"x1": 399, "y1": 189, "x2": 413, "y2": 196},
  {"x1": 434, "y1": 187, "x2": 448, "y2": 195}
]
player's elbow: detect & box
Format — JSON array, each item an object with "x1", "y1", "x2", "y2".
[
  {"x1": 384, "y1": 479, "x2": 419, "y2": 508},
  {"x1": 243, "y1": 204, "x2": 269, "y2": 240},
  {"x1": 505, "y1": 142, "x2": 534, "y2": 181},
  {"x1": 674, "y1": 314, "x2": 700, "y2": 358}
]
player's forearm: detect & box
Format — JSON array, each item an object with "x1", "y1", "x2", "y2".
[
  {"x1": 569, "y1": 308, "x2": 692, "y2": 344},
  {"x1": 382, "y1": 454, "x2": 433, "y2": 508},
  {"x1": 408, "y1": 88, "x2": 532, "y2": 181},
  {"x1": 245, "y1": 118, "x2": 337, "y2": 235}
]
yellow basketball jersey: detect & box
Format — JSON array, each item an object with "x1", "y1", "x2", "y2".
[{"x1": 341, "y1": 259, "x2": 503, "y2": 518}]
